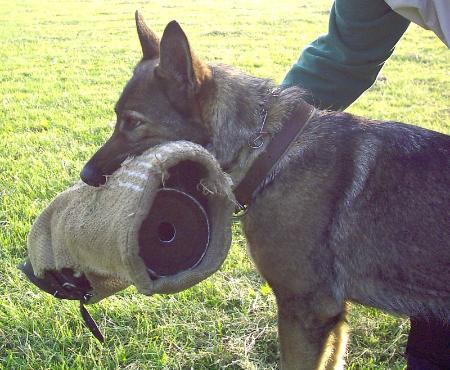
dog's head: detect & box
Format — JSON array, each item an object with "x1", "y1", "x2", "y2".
[{"x1": 81, "y1": 12, "x2": 213, "y2": 186}]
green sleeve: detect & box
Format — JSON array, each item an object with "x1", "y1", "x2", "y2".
[{"x1": 282, "y1": 0, "x2": 410, "y2": 110}]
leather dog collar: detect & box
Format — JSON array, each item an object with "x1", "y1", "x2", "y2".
[{"x1": 234, "y1": 95, "x2": 316, "y2": 211}]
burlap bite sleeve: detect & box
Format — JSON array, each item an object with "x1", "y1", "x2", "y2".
[{"x1": 27, "y1": 141, "x2": 235, "y2": 303}]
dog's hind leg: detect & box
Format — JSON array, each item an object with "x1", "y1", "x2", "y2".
[{"x1": 275, "y1": 292, "x2": 347, "y2": 370}]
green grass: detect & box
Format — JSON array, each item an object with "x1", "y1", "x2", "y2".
[{"x1": 0, "y1": 0, "x2": 448, "y2": 369}]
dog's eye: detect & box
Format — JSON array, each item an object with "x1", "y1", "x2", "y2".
[{"x1": 123, "y1": 117, "x2": 143, "y2": 130}]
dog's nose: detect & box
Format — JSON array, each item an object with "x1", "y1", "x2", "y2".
[{"x1": 80, "y1": 163, "x2": 106, "y2": 187}]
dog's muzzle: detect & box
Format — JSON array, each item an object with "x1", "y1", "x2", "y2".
[{"x1": 18, "y1": 258, "x2": 104, "y2": 342}]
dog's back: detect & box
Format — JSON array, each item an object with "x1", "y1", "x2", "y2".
[{"x1": 244, "y1": 109, "x2": 450, "y2": 321}]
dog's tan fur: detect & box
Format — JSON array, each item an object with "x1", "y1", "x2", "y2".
[{"x1": 80, "y1": 13, "x2": 450, "y2": 369}]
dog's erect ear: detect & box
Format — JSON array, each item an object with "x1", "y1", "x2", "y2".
[
  {"x1": 135, "y1": 10, "x2": 159, "y2": 60},
  {"x1": 157, "y1": 20, "x2": 210, "y2": 94}
]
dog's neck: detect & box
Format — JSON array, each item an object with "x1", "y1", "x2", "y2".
[{"x1": 201, "y1": 64, "x2": 307, "y2": 187}]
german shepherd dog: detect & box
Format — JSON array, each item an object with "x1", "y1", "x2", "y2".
[{"x1": 80, "y1": 12, "x2": 450, "y2": 370}]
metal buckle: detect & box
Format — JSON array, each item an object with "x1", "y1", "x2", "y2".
[
  {"x1": 82, "y1": 292, "x2": 93, "y2": 303},
  {"x1": 233, "y1": 203, "x2": 249, "y2": 218}
]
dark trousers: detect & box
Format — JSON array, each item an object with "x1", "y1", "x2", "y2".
[{"x1": 406, "y1": 318, "x2": 450, "y2": 370}]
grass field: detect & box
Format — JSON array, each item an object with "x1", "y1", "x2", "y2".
[{"x1": 0, "y1": 0, "x2": 448, "y2": 369}]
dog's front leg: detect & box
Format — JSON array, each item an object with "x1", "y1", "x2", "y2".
[{"x1": 275, "y1": 292, "x2": 347, "y2": 370}]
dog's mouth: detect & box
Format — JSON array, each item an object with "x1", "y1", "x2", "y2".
[{"x1": 18, "y1": 258, "x2": 104, "y2": 342}]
